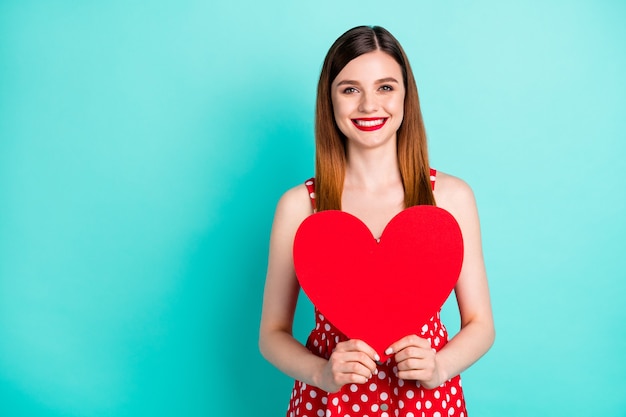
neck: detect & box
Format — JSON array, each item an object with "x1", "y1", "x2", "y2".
[{"x1": 344, "y1": 141, "x2": 401, "y2": 191}]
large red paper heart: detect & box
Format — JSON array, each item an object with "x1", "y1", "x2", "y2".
[{"x1": 293, "y1": 206, "x2": 463, "y2": 359}]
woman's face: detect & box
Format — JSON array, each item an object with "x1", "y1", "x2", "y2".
[{"x1": 331, "y1": 50, "x2": 405, "y2": 150}]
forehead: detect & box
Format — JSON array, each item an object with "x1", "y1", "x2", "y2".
[{"x1": 333, "y1": 50, "x2": 402, "y2": 85}]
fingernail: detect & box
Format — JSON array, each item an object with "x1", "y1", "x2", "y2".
[
  {"x1": 384, "y1": 347, "x2": 393, "y2": 355},
  {"x1": 374, "y1": 368, "x2": 379, "y2": 375},
  {"x1": 374, "y1": 353, "x2": 380, "y2": 362}
]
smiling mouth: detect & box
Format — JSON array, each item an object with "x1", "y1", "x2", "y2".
[{"x1": 352, "y1": 118, "x2": 388, "y2": 131}]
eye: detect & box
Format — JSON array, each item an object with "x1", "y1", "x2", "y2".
[
  {"x1": 379, "y1": 85, "x2": 394, "y2": 92},
  {"x1": 343, "y1": 87, "x2": 358, "y2": 94}
]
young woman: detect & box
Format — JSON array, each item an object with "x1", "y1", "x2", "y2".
[{"x1": 259, "y1": 26, "x2": 494, "y2": 417}]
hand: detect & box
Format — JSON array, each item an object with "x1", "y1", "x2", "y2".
[
  {"x1": 385, "y1": 335, "x2": 444, "y2": 389},
  {"x1": 317, "y1": 339, "x2": 379, "y2": 393}
]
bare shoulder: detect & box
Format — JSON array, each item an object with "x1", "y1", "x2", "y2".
[
  {"x1": 433, "y1": 171, "x2": 478, "y2": 217},
  {"x1": 273, "y1": 183, "x2": 314, "y2": 232}
]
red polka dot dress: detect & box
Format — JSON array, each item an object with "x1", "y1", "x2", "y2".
[{"x1": 287, "y1": 169, "x2": 468, "y2": 417}]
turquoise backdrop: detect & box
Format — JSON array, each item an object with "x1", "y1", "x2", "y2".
[{"x1": 1, "y1": 1, "x2": 625, "y2": 416}]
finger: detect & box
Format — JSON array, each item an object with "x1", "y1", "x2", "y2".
[
  {"x1": 336, "y1": 339, "x2": 380, "y2": 375},
  {"x1": 333, "y1": 371, "x2": 370, "y2": 386},
  {"x1": 334, "y1": 349, "x2": 378, "y2": 376},
  {"x1": 327, "y1": 354, "x2": 376, "y2": 387},
  {"x1": 343, "y1": 339, "x2": 381, "y2": 362},
  {"x1": 395, "y1": 356, "x2": 426, "y2": 372},
  {"x1": 395, "y1": 352, "x2": 436, "y2": 379},
  {"x1": 384, "y1": 334, "x2": 431, "y2": 356},
  {"x1": 393, "y1": 344, "x2": 435, "y2": 363},
  {"x1": 397, "y1": 368, "x2": 432, "y2": 382},
  {"x1": 335, "y1": 359, "x2": 376, "y2": 379}
]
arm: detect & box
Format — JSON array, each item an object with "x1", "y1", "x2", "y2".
[
  {"x1": 389, "y1": 173, "x2": 495, "y2": 387},
  {"x1": 259, "y1": 185, "x2": 378, "y2": 393}
]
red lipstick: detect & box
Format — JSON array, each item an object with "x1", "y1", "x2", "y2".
[{"x1": 352, "y1": 118, "x2": 387, "y2": 131}]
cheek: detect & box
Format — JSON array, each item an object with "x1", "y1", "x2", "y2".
[
  {"x1": 389, "y1": 95, "x2": 405, "y2": 122},
  {"x1": 331, "y1": 99, "x2": 353, "y2": 132},
  {"x1": 332, "y1": 105, "x2": 343, "y2": 122},
  {"x1": 332, "y1": 107, "x2": 346, "y2": 134},
  {"x1": 334, "y1": 115, "x2": 351, "y2": 138},
  {"x1": 332, "y1": 97, "x2": 350, "y2": 119},
  {"x1": 331, "y1": 95, "x2": 341, "y2": 121},
  {"x1": 392, "y1": 94, "x2": 405, "y2": 113}
]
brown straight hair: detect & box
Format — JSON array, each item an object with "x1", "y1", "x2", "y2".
[{"x1": 315, "y1": 26, "x2": 435, "y2": 211}]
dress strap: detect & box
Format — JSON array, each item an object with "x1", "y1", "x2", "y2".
[
  {"x1": 304, "y1": 178, "x2": 316, "y2": 212},
  {"x1": 430, "y1": 168, "x2": 437, "y2": 191}
]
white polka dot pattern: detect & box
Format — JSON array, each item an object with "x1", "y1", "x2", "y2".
[
  {"x1": 286, "y1": 308, "x2": 467, "y2": 416},
  {"x1": 288, "y1": 169, "x2": 467, "y2": 417}
]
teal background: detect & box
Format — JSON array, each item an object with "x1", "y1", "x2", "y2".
[{"x1": 1, "y1": 1, "x2": 625, "y2": 416}]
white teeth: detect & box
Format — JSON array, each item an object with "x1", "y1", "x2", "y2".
[{"x1": 355, "y1": 119, "x2": 384, "y2": 127}]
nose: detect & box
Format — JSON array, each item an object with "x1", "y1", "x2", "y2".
[{"x1": 358, "y1": 91, "x2": 378, "y2": 113}]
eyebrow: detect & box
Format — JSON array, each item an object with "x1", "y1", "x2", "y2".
[{"x1": 335, "y1": 77, "x2": 400, "y2": 87}]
